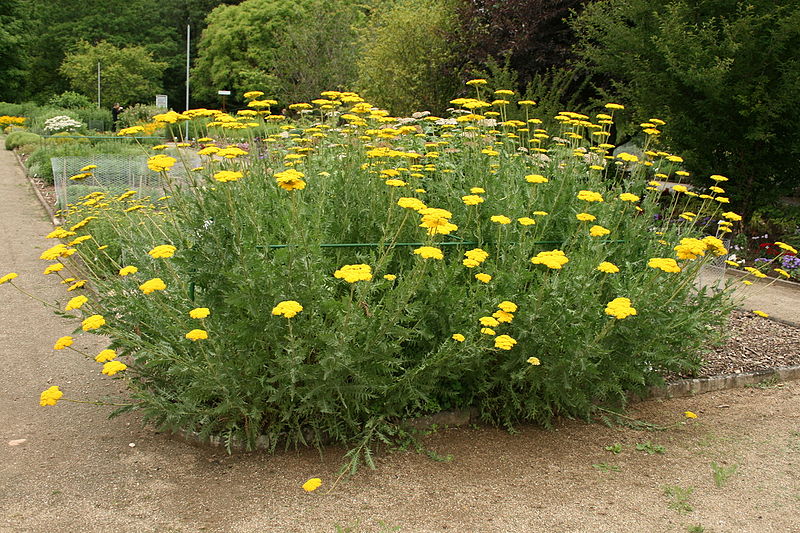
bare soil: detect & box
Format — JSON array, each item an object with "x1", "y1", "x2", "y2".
[{"x1": 2, "y1": 147, "x2": 799, "y2": 532}]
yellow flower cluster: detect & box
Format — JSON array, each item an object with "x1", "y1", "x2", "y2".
[
  {"x1": 139, "y1": 278, "x2": 167, "y2": 294},
  {"x1": 648, "y1": 258, "x2": 681, "y2": 273},
  {"x1": 185, "y1": 329, "x2": 209, "y2": 341},
  {"x1": 604, "y1": 297, "x2": 637, "y2": 319},
  {"x1": 334, "y1": 264, "x2": 373, "y2": 283},
  {"x1": 272, "y1": 300, "x2": 304, "y2": 318},
  {"x1": 189, "y1": 307, "x2": 211, "y2": 319},
  {"x1": 577, "y1": 190, "x2": 604, "y2": 202},
  {"x1": 102, "y1": 360, "x2": 127, "y2": 375},
  {"x1": 81, "y1": 314, "x2": 106, "y2": 331},
  {"x1": 147, "y1": 154, "x2": 177, "y2": 172},
  {"x1": 213, "y1": 170, "x2": 244, "y2": 183},
  {"x1": 40, "y1": 386, "x2": 63, "y2": 406},
  {"x1": 148, "y1": 244, "x2": 177, "y2": 258},
  {"x1": 589, "y1": 225, "x2": 611, "y2": 237},
  {"x1": 530, "y1": 249, "x2": 569, "y2": 269},
  {"x1": 494, "y1": 335, "x2": 517, "y2": 350},
  {"x1": 274, "y1": 168, "x2": 307, "y2": 191},
  {"x1": 0, "y1": 272, "x2": 18, "y2": 285},
  {"x1": 597, "y1": 261, "x2": 620, "y2": 273},
  {"x1": 413, "y1": 246, "x2": 444, "y2": 260},
  {"x1": 463, "y1": 248, "x2": 489, "y2": 268},
  {"x1": 418, "y1": 208, "x2": 457, "y2": 235}
]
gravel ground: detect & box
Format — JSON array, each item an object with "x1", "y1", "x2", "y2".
[{"x1": 698, "y1": 310, "x2": 800, "y2": 377}]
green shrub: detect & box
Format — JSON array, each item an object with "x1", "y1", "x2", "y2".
[
  {"x1": 35, "y1": 89, "x2": 737, "y2": 469},
  {"x1": 48, "y1": 91, "x2": 94, "y2": 109},
  {"x1": 5, "y1": 131, "x2": 43, "y2": 150}
]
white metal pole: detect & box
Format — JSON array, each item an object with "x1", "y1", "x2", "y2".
[
  {"x1": 97, "y1": 62, "x2": 101, "y2": 109},
  {"x1": 185, "y1": 23, "x2": 191, "y2": 139}
]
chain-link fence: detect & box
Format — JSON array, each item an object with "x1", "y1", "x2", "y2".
[{"x1": 51, "y1": 152, "x2": 201, "y2": 210}]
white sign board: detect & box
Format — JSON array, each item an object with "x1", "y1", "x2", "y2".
[
  {"x1": 155, "y1": 94, "x2": 168, "y2": 108},
  {"x1": 218, "y1": 90, "x2": 232, "y2": 96}
]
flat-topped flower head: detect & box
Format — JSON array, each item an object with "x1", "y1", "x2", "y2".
[
  {"x1": 589, "y1": 225, "x2": 611, "y2": 237},
  {"x1": 274, "y1": 168, "x2": 307, "y2": 191},
  {"x1": 525, "y1": 174, "x2": 548, "y2": 184},
  {"x1": 189, "y1": 308, "x2": 211, "y2": 319},
  {"x1": 0, "y1": 272, "x2": 18, "y2": 285},
  {"x1": 490, "y1": 215, "x2": 511, "y2": 225},
  {"x1": 81, "y1": 314, "x2": 106, "y2": 331},
  {"x1": 576, "y1": 213, "x2": 596, "y2": 222},
  {"x1": 413, "y1": 246, "x2": 444, "y2": 260},
  {"x1": 531, "y1": 249, "x2": 569, "y2": 269},
  {"x1": 597, "y1": 261, "x2": 620, "y2": 273},
  {"x1": 674, "y1": 238, "x2": 707, "y2": 260},
  {"x1": 397, "y1": 197, "x2": 427, "y2": 211},
  {"x1": 618, "y1": 193, "x2": 640, "y2": 202},
  {"x1": 577, "y1": 190, "x2": 604, "y2": 202},
  {"x1": 139, "y1": 278, "x2": 167, "y2": 294},
  {"x1": 40, "y1": 386, "x2": 63, "y2": 406},
  {"x1": 475, "y1": 273, "x2": 492, "y2": 283},
  {"x1": 272, "y1": 300, "x2": 303, "y2": 318},
  {"x1": 605, "y1": 297, "x2": 637, "y2": 319},
  {"x1": 95, "y1": 349, "x2": 116, "y2": 363},
  {"x1": 65, "y1": 295, "x2": 88, "y2": 311},
  {"x1": 185, "y1": 329, "x2": 209, "y2": 341},
  {"x1": 148, "y1": 244, "x2": 176, "y2": 258},
  {"x1": 102, "y1": 360, "x2": 127, "y2": 375},
  {"x1": 334, "y1": 264, "x2": 373, "y2": 283},
  {"x1": 494, "y1": 335, "x2": 517, "y2": 350},
  {"x1": 648, "y1": 258, "x2": 681, "y2": 273},
  {"x1": 53, "y1": 336, "x2": 73, "y2": 350}
]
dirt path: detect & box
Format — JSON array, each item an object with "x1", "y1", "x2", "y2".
[{"x1": 1, "y1": 147, "x2": 799, "y2": 532}]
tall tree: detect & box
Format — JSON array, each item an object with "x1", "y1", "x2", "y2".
[
  {"x1": 60, "y1": 40, "x2": 168, "y2": 107},
  {"x1": 0, "y1": 0, "x2": 28, "y2": 101}
]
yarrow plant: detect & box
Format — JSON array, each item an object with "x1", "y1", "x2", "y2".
[
  {"x1": 42, "y1": 115, "x2": 84, "y2": 134},
  {"x1": 5, "y1": 85, "x2": 755, "y2": 470}
]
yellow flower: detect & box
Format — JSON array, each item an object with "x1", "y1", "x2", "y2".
[
  {"x1": 397, "y1": 197, "x2": 427, "y2": 211},
  {"x1": 672, "y1": 185, "x2": 688, "y2": 194},
  {"x1": 775, "y1": 268, "x2": 791, "y2": 279},
  {"x1": 147, "y1": 154, "x2": 177, "y2": 172},
  {"x1": 0, "y1": 272, "x2": 18, "y2": 285},
  {"x1": 139, "y1": 278, "x2": 167, "y2": 294},
  {"x1": 742, "y1": 280, "x2": 753, "y2": 286},
  {"x1": 526, "y1": 357, "x2": 541, "y2": 366},
  {"x1": 385, "y1": 179, "x2": 407, "y2": 187},
  {"x1": 185, "y1": 329, "x2": 209, "y2": 341},
  {"x1": 480, "y1": 327, "x2": 496, "y2": 336},
  {"x1": 576, "y1": 213, "x2": 596, "y2": 222},
  {"x1": 475, "y1": 273, "x2": 492, "y2": 283},
  {"x1": 413, "y1": 246, "x2": 444, "y2": 260},
  {"x1": 66, "y1": 280, "x2": 86, "y2": 291},
  {"x1": 710, "y1": 174, "x2": 728, "y2": 182},
  {"x1": 40, "y1": 244, "x2": 77, "y2": 261},
  {"x1": 577, "y1": 190, "x2": 604, "y2": 202},
  {"x1": 464, "y1": 248, "x2": 489, "y2": 266},
  {"x1": 618, "y1": 193, "x2": 640, "y2": 202},
  {"x1": 95, "y1": 349, "x2": 117, "y2": 363},
  {"x1": 683, "y1": 411, "x2": 698, "y2": 419},
  {"x1": 451, "y1": 333, "x2": 465, "y2": 342},
  {"x1": 302, "y1": 478, "x2": 322, "y2": 492},
  {"x1": 722, "y1": 211, "x2": 742, "y2": 222},
  {"x1": 494, "y1": 334, "x2": 517, "y2": 350},
  {"x1": 470, "y1": 187, "x2": 485, "y2": 194},
  {"x1": 43, "y1": 263, "x2": 64, "y2": 275},
  {"x1": 243, "y1": 90, "x2": 264, "y2": 99},
  {"x1": 525, "y1": 174, "x2": 548, "y2": 184},
  {"x1": 493, "y1": 310, "x2": 514, "y2": 323},
  {"x1": 272, "y1": 300, "x2": 303, "y2": 318},
  {"x1": 490, "y1": 215, "x2": 511, "y2": 224},
  {"x1": 752, "y1": 310, "x2": 769, "y2": 318},
  {"x1": 419, "y1": 208, "x2": 457, "y2": 235},
  {"x1": 597, "y1": 261, "x2": 620, "y2": 273},
  {"x1": 274, "y1": 169, "x2": 307, "y2": 191},
  {"x1": 148, "y1": 244, "x2": 177, "y2": 259},
  {"x1": 53, "y1": 336, "x2": 73, "y2": 350},
  {"x1": 213, "y1": 170, "x2": 244, "y2": 183},
  {"x1": 775, "y1": 241, "x2": 799, "y2": 254},
  {"x1": 604, "y1": 103, "x2": 625, "y2": 110},
  {"x1": 81, "y1": 314, "x2": 106, "y2": 331},
  {"x1": 479, "y1": 316, "x2": 500, "y2": 327},
  {"x1": 589, "y1": 225, "x2": 611, "y2": 237},
  {"x1": 65, "y1": 295, "x2": 88, "y2": 311},
  {"x1": 39, "y1": 386, "x2": 63, "y2": 406},
  {"x1": 119, "y1": 266, "x2": 138, "y2": 276},
  {"x1": 102, "y1": 360, "x2": 128, "y2": 375},
  {"x1": 702, "y1": 236, "x2": 727, "y2": 256},
  {"x1": 714, "y1": 196, "x2": 730, "y2": 204},
  {"x1": 334, "y1": 264, "x2": 373, "y2": 282},
  {"x1": 674, "y1": 238, "x2": 707, "y2": 260},
  {"x1": 647, "y1": 258, "x2": 681, "y2": 273},
  {"x1": 604, "y1": 297, "x2": 637, "y2": 319},
  {"x1": 383, "y1": 274, "x2": 397, "y2": 281},
  {"x1": 189, "y1": 307, "x2": 211, "y2": 319},
  {"x1": 466, "y1": 79, "x2": 487, "y2": 86},
  {"x1": 530, "y1": 250, "x2": 569, "y2": 269},
  {"x1": 497, "y1": 301, "x2": 517, "y2": 313},
  {"x1": 462, "y1": 195, "x2": 484, "y2": 206}
]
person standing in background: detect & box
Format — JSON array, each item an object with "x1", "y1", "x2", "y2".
[{"x1": 111, "y1": 103, "x2": 124, "y2": 131}]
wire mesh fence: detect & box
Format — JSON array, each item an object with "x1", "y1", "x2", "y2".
[{"x1": 51, "y1": 152, "x2": 201, "y2": 211}]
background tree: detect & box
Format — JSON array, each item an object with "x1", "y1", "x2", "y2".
[
  {"x1": 191, "y1": 0, "x2": 312, "y2": 105},
  {"x1": 456, "y1": 0, "x2": 589, "y2": 90},
  {"x1": 357, "y1": 0, "x2": 463, "y2": 114},
  {"x1": 0, "y1": 0, "x2": 27, "y2": 101},
  {"x1": 573, "y1": 0, "x2": 800, "y2": 218},
  {"x1": 59, "y1": 40, "x2": 168, "y2": 107}
]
